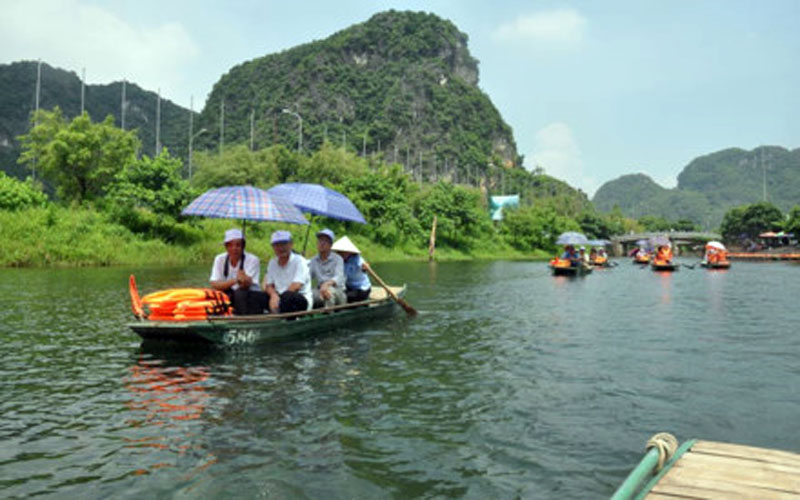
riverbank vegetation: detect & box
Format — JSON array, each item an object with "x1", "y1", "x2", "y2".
[{"x1": 3, "y1": 109, "x2": 673, "y2": 267}]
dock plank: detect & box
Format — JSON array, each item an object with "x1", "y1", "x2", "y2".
[
  {"x1": 643, "y1": 440, "x2": 800, "y2": 499},
  {"x1": 652, "y1": 473, "x2": 800, "y2": 499},
  {"x1": 692, "y1": 441, "x2": 800, "y2": 468}
]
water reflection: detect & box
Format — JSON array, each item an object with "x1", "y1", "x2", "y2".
[{"x1": 121, "y1": 349, "x2": 217, "y2": 475}]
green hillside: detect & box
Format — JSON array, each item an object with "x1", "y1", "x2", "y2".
[
  {"x1": 195, "y1": 10, "x2": 520, "y2": 175},
  {"x1": 0, "y1": 61, "x2": 195, "y2": 180},
  {"x1": 593, "y1": 146, "x2": 800, "y2": 229}
]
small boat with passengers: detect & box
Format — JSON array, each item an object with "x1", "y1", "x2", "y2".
[
  {"x1": 700, "y1": 240, "x2": 731, "y2": 269},
  {"x1": 549, "y1": 258, "x2": 593, "y2": 276},
  {"x1": 127, "y1": 276, "x2": 406, "y2": 346}
]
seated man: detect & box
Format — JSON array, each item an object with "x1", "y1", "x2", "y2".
[
  {"x1": 308, "y1": 228, "x2": 347, "y2": 309},
  {"x1": 331, "y1": 236, "x2": 372, "y2": 303},
  {"x1": 561, "y1": 245, "x2": 580, "y2": 267},
  {"x1": 209, "y1": 228, "x2": 261, "y2": 315},
  {"x1": 263, "y1": 230, "x2": 313, "y2": 314}
]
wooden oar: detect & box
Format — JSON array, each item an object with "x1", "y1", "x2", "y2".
[{"x1": 365, "y1": 265, "x2": 417, "y2": 317}]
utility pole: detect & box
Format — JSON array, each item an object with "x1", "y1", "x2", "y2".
[
  {"x1": 120, "y1": 80, "x2": 126, "y2": 130},
  {"x1": 282, "y1": 109, "x2": 302, "y2": 152},
  {"x1": 155, "y1": 88, "x2": 161, "y2": 154},
  {"x1": 80, "y1": 67, "x2": 85, "y2": 114},
  {"x1": 250, "y1": 109, "x2": 255, "y2": 151},
  {"x1": 35, "y1": 59, "x2": 41, "y2": 117},
  {"x1": 33, "y1": 59, "x2": 42, "y2": 180},
  {"x1": 219, "y1": 99, "x2": 224, "y2": 155},
  {"x1": 761, "y1": 149, "x2": 768, "y2": 202}
]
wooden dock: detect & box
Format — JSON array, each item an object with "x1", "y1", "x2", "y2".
[
  {"x1": 727, "y1": 252, "x2": 800, "y2": 260},
  {"x1": 611, "y1": 435, "x2": 800, "y2": 500},
  {"x1": 645, "y1": 440, "x2": 800, "y2": 499}
]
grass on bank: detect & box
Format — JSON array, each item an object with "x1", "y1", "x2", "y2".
[{"x1": 0, "y1": 207, "x2": 549, "y2": 267}]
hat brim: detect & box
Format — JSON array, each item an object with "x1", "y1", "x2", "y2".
[{"x1": 331, "y1": 236, "x2": 361, "y2": 254}]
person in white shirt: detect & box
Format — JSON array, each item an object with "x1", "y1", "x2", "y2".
[
  {"x1": 209, "y1": 228, "x2": 261, "y2": 314},
  {"x1": 263, "y1": 230, "x2": 312, "y2": 314}
]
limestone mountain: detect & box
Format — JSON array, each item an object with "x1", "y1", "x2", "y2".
[
  {"x1": 194, "y1": 10, "x2": 520, "y2": 174},
  {"x1": 593, "y1": 146, "x2": 800, "y2": 229},
  {"x1": 0, "y1": 61, "x2": 194, "y2": 179}
]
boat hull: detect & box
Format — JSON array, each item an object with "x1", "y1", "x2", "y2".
[
  {"x1": 128, "y1": 288, "x2": 404, "y2": 346},
  {"x1": 651, "y1": 263, "x2": 678, "y2": 272},
  {"x1": 700, "y1": 261, "x2": 731, "y2": 269},
  {"x1": 550, "y1": 265, "x2": 592, "y2": 276}
]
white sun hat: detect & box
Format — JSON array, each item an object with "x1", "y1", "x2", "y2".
[{"x1": 331, "y1": 235, "x2": 361, "y2": 254}]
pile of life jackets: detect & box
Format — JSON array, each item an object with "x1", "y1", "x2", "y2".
[
  {"x1": 706, "y1": 250, "x2": 729, "y2": 264},
  {"x1": 549, "y1": 257, "x2": 573, "y2": 268},
  {"x1": 141, "y1": 288, "x2": 232, "y2": 321},
  {"x1": 653, "y1": 246, "x2": 673, "y2": 266}
]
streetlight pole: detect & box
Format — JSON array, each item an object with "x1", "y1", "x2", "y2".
[
  {"x1": 188, "y1": 128, "x2": 207, "y2": 181},
  {"x1": 282, "y1": 108, "x2": 302, "y2": 152}
]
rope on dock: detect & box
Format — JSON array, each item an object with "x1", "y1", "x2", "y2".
[{"x1": 646, "y1": 432, "x2": 679, "y2": 471}]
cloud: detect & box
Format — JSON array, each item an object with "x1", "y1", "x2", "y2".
[
  {"x1": 527, "y1": 122, "x2": 599, "y2": 195},
  {"x1": 0, "y1": 0, "x2": 199, "y2": 105},
  {"x1": 493, "y1": 8, "x2": 587, "y2": 47}
]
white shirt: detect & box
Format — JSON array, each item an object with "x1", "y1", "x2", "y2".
[
  {"x1": 210, "y1": 251, "x2": 261, "y2": 291},
  {"x1": 264, "y1": 252, "x2": 312, "y2": 310}
]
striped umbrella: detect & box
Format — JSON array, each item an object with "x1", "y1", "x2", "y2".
[
  {"x1": 266, "y1": 183, "x2": 367, "y2": 224},
  {"x1": 181, "y1": 185, "x2": 309, "y2": 226}
]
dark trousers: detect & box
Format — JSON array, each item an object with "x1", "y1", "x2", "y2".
[
  {"x1": 279, "y1": 291, "x2": 308, "y2": 313},
  {"x1": 226, "y1": 289, "x2": 268, "y2": 315},
  {"x1": 346, "y1": 287, "x2": 371, "y2": 303}
]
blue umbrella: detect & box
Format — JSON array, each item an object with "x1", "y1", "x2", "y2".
[
  {"x1": 182, "y1": 185, "x2": 309, "y2": 226},
  {"x1": 555, "y1": 231, "x2": 589, "y2": 245},
  {"x1": 266, "y1": 183, "x2": 366, "y2": 224}
]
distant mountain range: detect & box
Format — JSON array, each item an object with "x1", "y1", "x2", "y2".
[
  {"x1": 593, "y1": 146, "x2": 800, "y2": 228},
  {"x1": 0, "y1": 61, "x2": 194, "y2": 179}
]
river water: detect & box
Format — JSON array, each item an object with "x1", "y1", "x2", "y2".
[{"x1": 1, "y1": 260, "x2": 798, "y2": 499}]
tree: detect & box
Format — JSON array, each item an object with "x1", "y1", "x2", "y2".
[
  {"x1": 0, "y1": 172, "x2": 48, "y2": 210},
  {"x1": 105, "y1": 150, "x2": 199, "y2": 243},
  {"x1": 784, "y1": 205, "x2": 800, "y2": 237},
  {"x1": 720, "y1": 202, "x2": 784, "y2": 241},
  {"x1": 17, "y1": 108, "x2": 140, "y2": 203},
  {"x1": 191, "y1": 144, "x2": 281, "y2": 189}
]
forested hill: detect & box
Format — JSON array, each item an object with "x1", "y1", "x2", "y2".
[
  {"x1": 195, "y1": 10, "x2": 520, "y2": 173},
  {"x1": 593, "y1": 146, "x2": 800, "y2": 229},
  {"x1": 0, "y1": 61, "x2": 193, "y2": 179}
]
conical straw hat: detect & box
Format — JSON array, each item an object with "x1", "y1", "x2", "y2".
[{"x1": 331, "y1": 235, "x2": 361, "y2": 254}]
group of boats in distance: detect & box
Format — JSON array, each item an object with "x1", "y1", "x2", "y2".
[{"x1": 549, "y1": 233, "x2": 732, "y2": 276}]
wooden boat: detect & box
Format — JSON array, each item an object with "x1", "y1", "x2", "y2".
[
  {"x1": 549, "y1": 258, "x2": 592, "y2": 276},
  {"x1": 611, "y1": 433, "x2": 800, "y2": 499},
  {"x1": 700, "y1": 260, "x2": 731, "y2": 269},
  {"x1": 651, "y1": 260, "x2": 678, "y2": 272},
  {"x1": 128, "y1": 286, "x2": 406, "y2": 346}
]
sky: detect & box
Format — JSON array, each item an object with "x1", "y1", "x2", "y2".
[{"x1": 1, "y1": 0, "x2": 798, "y2": 196}]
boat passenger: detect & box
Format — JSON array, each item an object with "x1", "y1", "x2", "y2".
[
  {"x1": 209, "y1": 228, "x2": 261, "y2": 315},
  {"x1": 589, "y1": 247, "x2": 598, "y2": 261},
  {"x1": 263, "y1": 230, "x2": 313, "y2": 314},
  {"x1": 656, "y1": 244, "x2": 673, "y2": 263},
  {"x1": 332, "y1": 236, "x2": 372, "y2": 303},
  {"x1": 561, "y1": 245, "x2": 581, "y2": 267},
  {"x1": 579, "y1": 246, "x2": 590, "y2": 265},
  {"x1": 308, "y1": 228, "x2": 346, "y2": 309}
]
